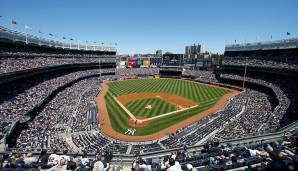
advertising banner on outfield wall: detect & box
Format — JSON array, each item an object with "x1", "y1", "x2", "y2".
[
  {"x1": 136, "y1": 60, "x2": 142, "y2": 67},
  {"x1": 128, "y1": 60, "x2": 136, "y2": 67},
  {"x1": 143, "y1": 60, "x2": 150, "y2": 66}
]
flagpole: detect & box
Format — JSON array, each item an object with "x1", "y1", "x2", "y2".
[{"x1": 11, "y1": 20, "x2": 15, "y2": 41}]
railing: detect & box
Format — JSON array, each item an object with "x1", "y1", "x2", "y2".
[
  {"x1": 280, "y1": 119, "x2": 298, "y2": 132},
  {"x1": 112, "y1": 154, "x2": 123, "y2": 171}
]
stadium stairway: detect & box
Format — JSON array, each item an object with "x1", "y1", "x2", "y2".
[
  {"x1": 61, "y1": 128, "x2": 101, "y2": 153},
  {"x1": 157, "y1": 141, "x2": 167, "y2": 150},
  {"x1": 66, "y1": 137, "x2": 80, "y2": 152},
  {"x1": 70, "y1": 129, "x2": 99, "y2": 136},
  {"x1": 126, "y1": 144, "x2": 132, "y2": 154},
  {"x1": 0, "y1": 138, "x2": 6, "y2": 151},
  {"x1": 47, "y1": 136, "x2": 51, "y2": 149}
]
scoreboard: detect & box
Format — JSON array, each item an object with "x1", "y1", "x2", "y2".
[{"x1": 162, "y1": 54, "x2": 184, "y2": 66}]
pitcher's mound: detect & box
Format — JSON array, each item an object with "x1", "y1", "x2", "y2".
[{"x1": 128, "y1": 116, "x2": 149, "y2": 127}]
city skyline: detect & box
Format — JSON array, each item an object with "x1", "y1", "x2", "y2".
[{"x1": 0, "y1": 0, "x2": 297, "y2": 55}]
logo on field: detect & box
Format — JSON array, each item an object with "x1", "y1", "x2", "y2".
[{"x1": 125, "y1": 128, "x2": 136, "y2": 135}]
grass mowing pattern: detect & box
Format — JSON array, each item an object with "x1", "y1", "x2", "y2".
[
  {"x1": 104, "y1": 79, "x2": 231, "y2": 136},
  {"x1": 125, "y1": 98, "x2": 176, "y2": 118}
]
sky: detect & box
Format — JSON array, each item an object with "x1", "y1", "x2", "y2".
[{"x1": 1, "y1": 0, "x2": 298, "y2": 55}]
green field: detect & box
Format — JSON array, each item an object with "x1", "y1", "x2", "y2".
[
  {"x1": 125, "y1": 98, "x2": 176, "y2": 118},
  {"x1": 104, "y1": 78, "x2": 231, "y2": 136}
]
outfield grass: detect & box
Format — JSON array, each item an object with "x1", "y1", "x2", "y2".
[
  {"x1": 104, "y1": 79, "x2": 231, "y2": 136},
  {"x1": 125, "y1": 98, "x2": 176, "y2": 118}
]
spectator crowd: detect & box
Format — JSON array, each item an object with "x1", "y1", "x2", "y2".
[
  {"x1": 0, "y1": 69, "x2": 114, "y2": 141},
  {"x1": 0, "y1": 57, "x2": 116, "y2": 74},
  {"x1": 3, "y1": 129, "x2": 298, "y2": 170},
  {"x1": 0, "y1": 148, "x2": 113, "y2": 171},
  {"x1": 222, "y1": 58, "x2": 298, "y2": 71}
]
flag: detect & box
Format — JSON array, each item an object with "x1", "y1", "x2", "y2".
[
  {"x1": 70, "y1": 38, "x2": 73, "y2": 40},
  {"x1": 86, "y1": 41, "x2": 88, "y2": 43},
  {"x1": 234, "y1": 40, "x2": 236, "y2": 43},
  {"x1": 271, "y1": 35, "x2": 272, "y2": 39},
  {"x1": 256, "y1": 36, "x2": 260, "y2": 40},
  {"x1": 287, "y1": 32, "x2": 291, "y2": 35},
  {"x1": 115, "y1": 43, "x2": 117, "y2": 45},
  {"x1": 245, "y1": 38, "x2": 246, "y2": 42},
  {"x1": 102, "y1": 42, "x2": 104, "y2": 44},
  {"x1": 39, "y1": 30, "x2": 43, "y2": 34},
  {"x1": 94, "y1": 42, "x2": 96, "y2": 44},
  {"x1": 12, "y1": 20, "x2": 17, "y2": 25},
  {"x1": 25, "y1": 25, "x2": 31, "y2": 29},
  {"x1": 63, "y1": 37, "x2": 66, "y2": 39},
  {"x1": 49, "y1": 33, "x2": 53, "y2": 36},
  {"x1": 0, "y1": 16, "x2": 2, "y2": 18}
]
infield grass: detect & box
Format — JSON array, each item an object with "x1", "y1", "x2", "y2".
[{"x1": 125, "y1": 98, "x2": 176, "y2": 118}]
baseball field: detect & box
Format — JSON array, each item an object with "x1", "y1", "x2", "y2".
[{"x1": 96, "y1": 78, "x2": 239, "y2": 141}]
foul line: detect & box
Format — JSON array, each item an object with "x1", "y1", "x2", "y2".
[
  {"x1": 114, "y1": 98, "x2": 136, "y2": 119},
  {"x1": 142, "y1": 105, "x2": 198, "y2": 121}
]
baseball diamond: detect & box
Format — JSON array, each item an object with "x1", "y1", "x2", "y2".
[{"x1": 97, "y1": 78, "x2": 239, "y2": 141}]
